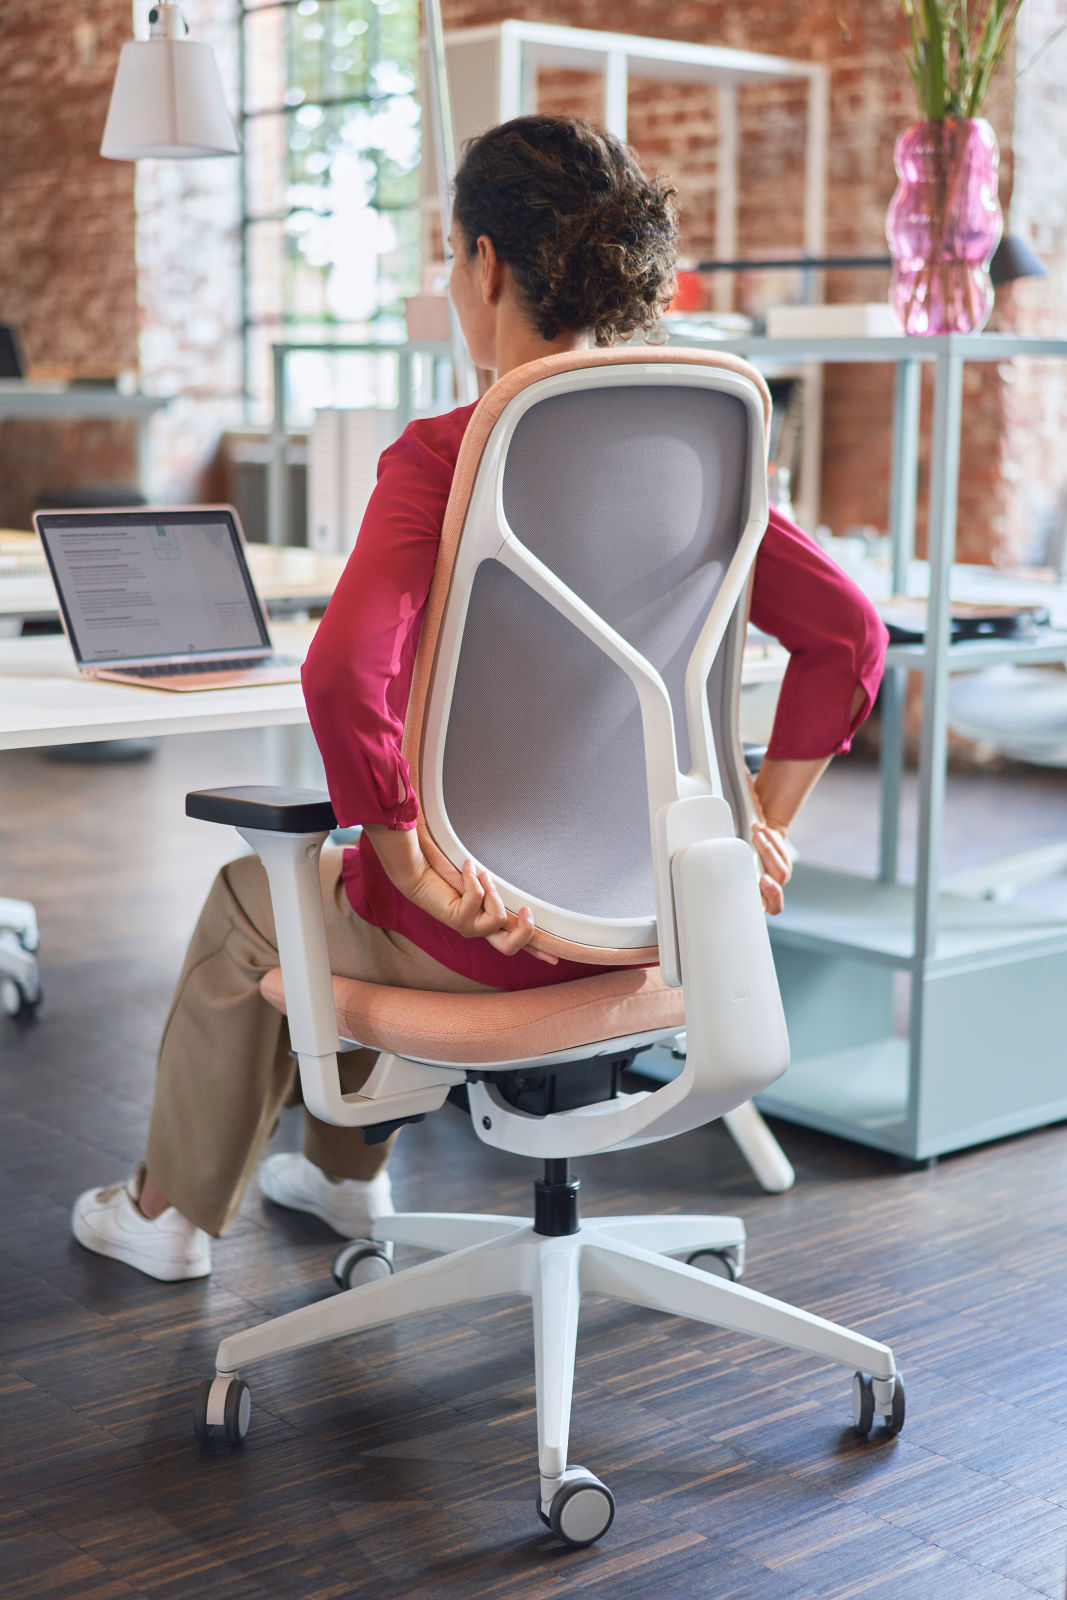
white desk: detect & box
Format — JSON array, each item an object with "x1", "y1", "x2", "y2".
[
  {"x1": 0, "y1": 621, "x2": 784, "y2": 750},
  {"x1": 0, "y1": 621, "x2": 316, "y2": 752}
]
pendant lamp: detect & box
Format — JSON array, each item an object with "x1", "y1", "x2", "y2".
[{"x1": 101, "y1": 2, "x2": 240, "y2": 161}]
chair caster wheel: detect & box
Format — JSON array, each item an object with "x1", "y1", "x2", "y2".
[
  {"x1": 333, "y1": 1239, "x2": 394, "y2": 1290},
  {"x1": 0, "y1": 976, "x2": 41, "y2": 1020},
  {"x1": 686, "y1": 1246, "x2": 743, "y2": 1281},
  {"x1": 852, "y1": 1372, "x2": 875, "y2": 1434},
  {"x1": 194, "y1": 1375, "x2": 251, "y2": 1446},
  {"x1": 852, "y1": 1371, "x2": 905, "y2": 1437},
  {"x1": 540, "y1": 1468, "x2": 615, "y2": 1547}
]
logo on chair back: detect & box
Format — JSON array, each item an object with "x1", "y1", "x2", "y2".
[{"x1": 731, "y1": 988, "x2": 751, "y2": 1002}]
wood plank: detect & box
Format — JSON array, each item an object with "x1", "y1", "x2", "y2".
[{"x1": 1, "y1": 736, "x2": 1066, "y2": 1596}]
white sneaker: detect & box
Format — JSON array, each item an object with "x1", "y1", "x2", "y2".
[
  {"x1": 72, "y1": 1179, "x2": 212, "y2": 1282},
  {"x1": 258, "y1": 1153, "x2": 393, "y2": 1237}
]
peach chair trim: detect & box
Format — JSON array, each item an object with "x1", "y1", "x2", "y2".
[{"x1": 399, "y1": 345, "x2": 772, "y2": 968}]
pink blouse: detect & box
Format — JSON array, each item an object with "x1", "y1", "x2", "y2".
[{"x1": 302, "y1": 402, "x2": 887, "y2": 989}]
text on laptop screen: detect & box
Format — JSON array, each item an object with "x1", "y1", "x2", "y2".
[{"x1": 40, "y1": 515, "x2": 269, "y2": 663}]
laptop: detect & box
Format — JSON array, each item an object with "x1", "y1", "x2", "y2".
[{"x1": 32, "y1": 505, "x2": 304, "y2": 691}]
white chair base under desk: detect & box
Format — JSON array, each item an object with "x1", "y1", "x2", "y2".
[{"x1": 0, "y1": 896, "x2": 41, "y2": 1019}]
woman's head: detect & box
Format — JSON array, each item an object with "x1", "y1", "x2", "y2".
[{"x1": 449, "y1": 115, "x2": 678, "y2": 363}]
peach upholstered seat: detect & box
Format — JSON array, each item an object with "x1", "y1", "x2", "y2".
[{"x1": 259, "y1": 963, "x2": 683, "y2": 1066}]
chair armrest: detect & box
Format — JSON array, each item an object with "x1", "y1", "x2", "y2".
[
  {"x1": 186, "y1": 784, "x2": 457, "y2": 1130},
  {"x1": 186, "y1": 785, "x2": 337, "y2": 834}
]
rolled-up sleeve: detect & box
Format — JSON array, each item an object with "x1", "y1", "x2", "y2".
[
  {"x1": 301, "y1": 426, "x2": 455, "y2": 830},
  {"x1": 751, "y1": 508, "x2": 889, "y2": 762}
]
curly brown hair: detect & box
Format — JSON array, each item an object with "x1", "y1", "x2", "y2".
[{"x1": 452, "y1": 115, "x2": 678, "y2": 347}]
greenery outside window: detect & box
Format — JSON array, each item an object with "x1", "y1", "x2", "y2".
[{"x1": 240, "y1": 0, "x2": 421, "y2": 424}]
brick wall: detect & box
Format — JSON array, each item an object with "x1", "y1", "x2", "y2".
[
  {"x1": 994, "y1": 0, "x2": 1067, "y2": 572},
  {"x1": 445, "y1": 0, "x2": 1034, "y2": 563},
  {"x1": 0, "y1": 0, "x2": 1062, "y2": 566},
  {"x1": 0, "y1": 0, "x2": 241, "y2": 528},
  {"x1": 0, "y1": 1, "x2": 138, "y2": 527}
]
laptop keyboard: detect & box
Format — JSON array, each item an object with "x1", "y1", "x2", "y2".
[{"x1": 119, "y1": 656, "x2": 298, "y2": 677}]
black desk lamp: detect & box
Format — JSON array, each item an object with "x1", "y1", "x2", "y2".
[{"x1": 990, "y1": 234, "x2": 1047, "y2": 287}]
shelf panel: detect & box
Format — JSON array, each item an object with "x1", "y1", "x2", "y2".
[
  {"x1": 885, "y1": 630, "x2": 1067, "y2": 671},
  {"x1": 770, "y1": 864, "x2": 1067, "y2": 970},
  {"x1": 699, "y1": 334, "x2": 1067, "y2": 363},
  {"x1": 756, "y1": 1038, "x2": 910, "y2": 1154},
  {"x1": 757, "y1": 1034, "x2": 1067, "y2": 1161}
]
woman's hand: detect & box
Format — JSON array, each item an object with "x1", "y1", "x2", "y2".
[
  {"x1": 746, "y1": 778, "x2": 793, "y2": 916},
  {"x1": 408, "y1": 855, "x2": 558, "y2": 963},
  {"x1": 362, "y1": 825, "x2": 558, "y2": 964}
]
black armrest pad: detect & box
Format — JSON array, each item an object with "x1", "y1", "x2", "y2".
[{"x1": 186, "y1": 786, "x2": 337, "y2": 833}]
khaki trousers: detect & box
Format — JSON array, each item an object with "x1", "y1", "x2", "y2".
[{"x1": 146, "y1": 845, "x2": 496, "y2": 1237}]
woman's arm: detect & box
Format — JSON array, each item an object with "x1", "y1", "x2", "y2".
[
  {"x1": 747, "y1": 510, "x2": 889, "y2": 913},
  {"x1": 302, "y1": 418, "x2": 553, "y2": 962},
  {"x1": 755, "y1": 683, "x2": 869, "y2": 832},
  {"x1": 302, "y1": 428, "x2": 449, "y2": 833}
]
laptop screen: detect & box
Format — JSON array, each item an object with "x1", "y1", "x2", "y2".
[{"x1": 36, "y1": 508, "x2": 271, "y2": 665}]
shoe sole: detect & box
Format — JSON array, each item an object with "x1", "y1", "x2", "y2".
[{"x1": 72, "y1": 1209, "x2": 211, "y2": 1282}]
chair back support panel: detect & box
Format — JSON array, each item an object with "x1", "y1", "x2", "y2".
[{"x1": 417, "y1": 360, "x2": 769, "y2": 972}]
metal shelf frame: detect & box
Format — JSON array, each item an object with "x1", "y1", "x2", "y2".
[{"x1": 698, "y1": 333, "x2": 1067, "y2": 1160}]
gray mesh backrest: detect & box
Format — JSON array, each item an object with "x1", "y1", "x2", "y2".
[{"x1": 441, "y1": 383, "x2": 752, "y2": 924}]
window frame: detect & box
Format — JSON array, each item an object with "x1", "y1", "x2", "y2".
[{"x1": 238, "y1": 0, "x2": 420, "y2": 416}]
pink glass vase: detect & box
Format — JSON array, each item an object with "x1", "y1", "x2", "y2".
[{"x1": 886, "y1": 119, "x2": 1002, "y2": 336}]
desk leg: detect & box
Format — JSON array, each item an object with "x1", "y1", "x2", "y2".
[
  {"x1": 878, "y1": 667, "x2": 907, "y2": 883},
  {"x1": 268, "y1": 345, "x2": 288, "y2": 548},
  {"x1": 263, "y1": 723, "x2": 326, "y2": 792},
  {"x1": 914, "y1": 349, "x2": 962, "y2": 965},
  {"x1": 907, "y1": 348, "x2": 963, "y2": 1151},
  {"x1": 879, "y1": 357, "x2": 921, "y2": 885},
  {"x1": 136, "y1": 411, "x2": 153, "y2": 498}
]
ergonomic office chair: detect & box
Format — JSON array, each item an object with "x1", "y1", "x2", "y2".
[{"x1": 188, "y1": 348, "x2": 903, "y2": 1548}]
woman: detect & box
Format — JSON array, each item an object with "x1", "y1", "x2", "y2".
[{"x1": 72, "y1": 115, "x2": 887, "y2": 1281}]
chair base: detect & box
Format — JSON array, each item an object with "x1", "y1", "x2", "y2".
[{"x1": 206, "y1": 1184, "x2": 900, "y2": 1542}]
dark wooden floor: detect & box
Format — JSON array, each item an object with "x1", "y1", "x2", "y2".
[{"x1": 2, "y1": 731, "x2": 1067, "y2": 1599}]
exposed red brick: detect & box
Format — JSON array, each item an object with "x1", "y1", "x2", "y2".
[{"x1": 1, "y1": 0, "x2": 1062, "y2": 568}]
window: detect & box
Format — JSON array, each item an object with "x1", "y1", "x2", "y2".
[{"x1": 240, "y1": 0, "x2": 421, "y2": 423}]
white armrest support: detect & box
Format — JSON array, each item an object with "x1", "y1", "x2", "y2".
[
  {"x1": 471, "y1": 832, "x2": 789, "y2": 1160},
  {"x1": 657, "y1": 834, "x2": 790, "y2": 1135},
  {"x1": 653, "y1": 793, "x2": 736, "y2": 987},
  {"x1": 237, "y1": 825, "x2": 461, "y2": 1128}
]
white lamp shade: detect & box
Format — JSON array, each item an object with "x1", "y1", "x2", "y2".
[{"x1": 101, "y1": 37, "x2": 240, "y2": 159}]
